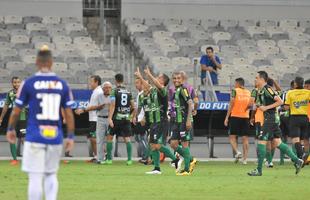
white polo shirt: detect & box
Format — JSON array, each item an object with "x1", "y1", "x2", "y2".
[{"x1": 88, "y1": 86, "x2": 102, "y2": 122}]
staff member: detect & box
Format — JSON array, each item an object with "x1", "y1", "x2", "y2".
[
  {"x1": 75, "y1": 75, "x2": 102, "y2": 163},
  {"x1": 224, "y1": 78, "x2": 251, "y2": 165},
  {"x1": 284, "y1": 77, "x2": 310, "y2": 161},
  {"x1": 96, "y1": 82, "x2": 112, "y2": 164}
]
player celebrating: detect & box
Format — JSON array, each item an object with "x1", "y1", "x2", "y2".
[
  {"x1": 135, "y1": 67, "x2": 181, "y2": 174},
  {"x1": 248, "y1": 71, "x2": 303, "y2": 176},
  {"x1": 284, "y1": 77, "x2": 310, "y2": 162},
  {"x1": 6, "y1": 46, "x2": 75, "y2": 200},
  {"x1": 107, "y1": 73, "x2": 136, "y2": 165},
  {"x1": 169, "y1": 71, "x2": 194, "y2": 176}
]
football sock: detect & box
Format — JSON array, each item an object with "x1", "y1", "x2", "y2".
[
  {"x1": 280, "y1": 140, "x2": 287, "y2": 163},
  {"x1": 106, "y1": 142, "x2": 113, "y2": 160},
  {"x1": 183, "y1": 147, "x2": 191, "y2": 172},
  {"x1": 10, "y1": 144, "x2": 17, "y2": 160},
  {"x1": 176, "y1": 145, "x2": 193, "y2": 160},
  {"x1": 44, "y1": 173, "x2": 58, "y2": 200},
  {"x1": 266, "y1": 151, "x2": 271, "y2": 163},
  {"x1": 126, "y1": 142, "x2": 132, "y2": 161},
  {"x1": 294, "y1": 142, "x2": 304, "y2": 159},
  {"x1": 257, "y1": 144, "x2": 266, "y2": 173},
  {"x1": 28, "y1": 173, "x2": 43, "y2": 200},
  {"x1": 277, "y1": 142, "x2": 299, "y2": 163},
  {"x1": 159, "y1": 146, "x2": 176, "y2": 161},
  {"x1": 152, "y1": 150, "x2": 160, "y2": 168}
]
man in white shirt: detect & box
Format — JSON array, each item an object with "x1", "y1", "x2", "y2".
[{"x1": 75, "y1": 75, "x2": 102, "y2": 162}]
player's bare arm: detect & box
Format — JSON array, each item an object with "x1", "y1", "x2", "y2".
[
  {"x1": 144, "y1": 67, "x2": 164, "y2": 90},
  {"x1": 224, "y1": 97, "x2": 235, "y2": 127},
  {"x1": 186, "y1": 99, "x2": 193, "y2": 131},
  {"x1": 0, "y1": 104, "x2": 9, "y2": 126},
  {"x1": 108, "y1": 100, "x2": 115, "y2": 128},
  {"x1": 259, "y1": 96, "x2": 283, "y2": 112},
  {"x1": 63, "y1": 107, "x2": 75, "y2": 152},
  {"x1": 6, "y1": 107, "x2": 21, "y2": 144}
]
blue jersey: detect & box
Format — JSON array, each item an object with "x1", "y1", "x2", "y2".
[{"x1": 15, "y1": 72, "x2": 74, "y2": 145}]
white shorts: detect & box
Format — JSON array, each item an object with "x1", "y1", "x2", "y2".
[{"x1": 22, "y1": 141, "x2": 63, "y2": 174}]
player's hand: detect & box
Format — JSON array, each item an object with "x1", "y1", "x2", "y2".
[
  {"x1": 192, "y1": 110, "x2": 197, "y2": 116},
  {"x1": 64, "y1": 139, "x2": 74, "y2": 152},
  {"x1": 135, "y1": 67, "x2": 142, "y2": 78},
  {"x1": 186, "y1": 120, "x2": 192, "y2": 131},
  {"x1": 108, "y1": 118, "x2": 114, "y2": 128},
  {"x1": 144, "y1": 67, "x2": 151, "y2": 76},
  {"x1": 0, "y1": 119, "x2": 2, "y2": 127},
  {"x1": 140, "y1": 118, "x2": 146, "y2": 126},
  {"x1": 250, "y1": 118, "x2": 255, "y2": 126},
  {"x1": 75, "y1": 109, "x2": 83, "y2": 115},
  {"x1": 131, "y1": 117, "x2": 137, "y2": 125},
  {"x1": 224, "y1": 118, "x2": 229, "y2": 127},
  {"x1": 258, "y1": 106, "x2": 268, "y2": 112},
  {"x1": 6, "y1": 130, "x2": 17, "y2": 144}
]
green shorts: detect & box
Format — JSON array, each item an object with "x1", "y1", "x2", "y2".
[
  {"x1": 149, "y1": 123, "x2": 164, "y2": 144},
  {"x1": 107, "y1": 119, "x2": 132, "y2": 137},
  {"x1": 258, "y1": 112, "x2": 282, "y2": 141},
  {"x1": 170, "y1": 122, "x2": 192, "y2": 142}
]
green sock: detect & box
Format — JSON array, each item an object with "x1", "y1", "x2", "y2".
[
  {"x1": 183, "y1": 147, "x2": 191, "y2": 172},
  {"x1": 10, "y1": 144, "x2": 17, "y2": 160},
  {"x1": 106, "y1": 142, "x2": 113, "y2": 160},
  {"x1": 280, "y1": 141, "x2": 287, "y2": 163},
  {"x1": 292, "y1": 145, "x2": 297, "y2": 156},
  {"x1": 266, "y1": 151, "x2": 271, "y2": 163},
  {"x1": 126, "y1": 142, "x2": 132, "y2": 161},
  {"x1": 277, "y1": 143, "x2": 299, "y2": 163},
  {"x1": 159, "y1": 146, "x2": 176, "y2": 161},
  {"x1": 144, "y1": 145, "x2": 150, "y2": 160},
  {"x1": 176, "y1": 145, "x2": 185, "y2": 156},
  {"x1": 152, "y1": 150, "x2": 160, "y2": 168},
  {"x1": 257, "y1": 144, "x2": 266, "y2": 173}
]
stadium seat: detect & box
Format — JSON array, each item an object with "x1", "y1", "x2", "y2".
[
  {"x1": 11, "y1": 35, "x2": 29, "y2": 44},
  {"x1": 42, "y1": 16, "x2": 61, "y2": 24},
  {"x1": 259, "y1": 19, "x2": 277, "y2": 27},
  {"x1": 4, "y1": 15, "x2": 23, "y2": 24},
  {"x1": 31, "y1": 35, "x2": 50, "y2": 44},
  {"x1": 144, "y1": 18, "x2": 163, "y2": 26},
  {"x1": 220, "y1": 19, "x2": 238, "y2": 30},
  {"x1": 19, "y1": 49, "x2": 36, "y2": 57},
  {"x1": 6, "y1": 61, "x2": 26, "y2": 70},
  {"x1": 279, "y1": 19, "x2": 298, "y2": 29},
  {"x1": 9, "y1": 29, "x2": 28, "y2": 36},
  {"x1": 173, "y1": 31, "x2": 190, "y2": 39},
  {"x1": 61, "y1": 17, "x2": 81, "y2": 24},
  {"x1": 212, "y1": 32, "x2": 231, "y2": 43},
  {"x1": 166, "y1": 24, "x2": 188, "y2": 33},
  {"x1": 181, "y1": 18, "x2": 200, "y2": 26},
  {"x1": 247, "y1": 26, "x2": 265, "y2": 36},
  {"x1": 236, "y1": 39, "x2": 256, "y2": 46},
  {"x1": 201, "y1": 19, "x2": 219, "y2": 29},
  {"x1": 238, "y1": 19, "x2": 257, "y2": 28},
  {"x1": 162, "y1": 18, "x2": 180, "y2": 26}
]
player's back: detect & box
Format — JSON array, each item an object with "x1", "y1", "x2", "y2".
[
  {"x1": 112, "y1": 86, "x2": 132, "y2": 119},
  {"x1": 15, "y1": 72, "x2": 74, "y2": 145}
]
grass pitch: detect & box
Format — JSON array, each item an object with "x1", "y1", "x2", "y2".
[{"x1": 0, "y1": 160, "x2": 309, "y2": 200}]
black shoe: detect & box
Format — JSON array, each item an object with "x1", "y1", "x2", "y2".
[
  {"x1": 65, "y1": 152, "x2": 73, "y2": 157},
  {"x1": 294, "y1": 159, "x2": 304, "y2": 174},
  {"x1": 171, "y1": 158, "x2": 180, "y2": 169}
]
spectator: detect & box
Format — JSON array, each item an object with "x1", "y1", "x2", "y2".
[{"x1": 200, "y1": 47, "x2": 222, "y2": 100}]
